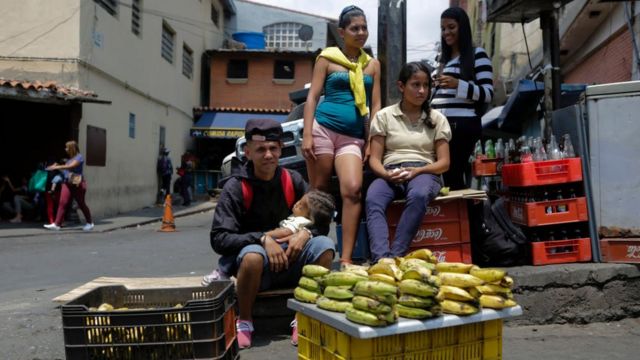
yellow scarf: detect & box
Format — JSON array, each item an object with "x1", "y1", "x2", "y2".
[{"x1": 318, "y1": 47, "x2": 372, "y2": 116}]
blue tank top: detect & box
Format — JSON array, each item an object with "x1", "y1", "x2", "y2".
[{"x1": 315, "y1": 72, "x2": 373, "y2": 139}]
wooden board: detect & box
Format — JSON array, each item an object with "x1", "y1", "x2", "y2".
[
  {"x1": 53, "y1": 276, "x2": 290, "y2": 303},
  {"x1": 52, "y1": 276, "x2": 203, "y2": 303}
]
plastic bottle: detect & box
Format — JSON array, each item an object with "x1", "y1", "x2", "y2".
[
  {"x1": 508, "y1": 138, "x2": 517, "y2": 163},
  {"x1": 485, "y1": 139, "x2": 496, "y2": 159},
  {"x1": 555, "y1": 189, "x2": 567, "y2": 212},
  {"x1": 563, "y1": 134, "x2": 576, "y2": 158},
  {"x1": 547, "y1": 134, "x2": 561, "y2": 160},
  {"x1": 520, "y1": 146, "x2": 533, "y2": 163},
  {"x1": 495, "y1": 139, "x2": 504, "y2": 159},
  {"x1": 474, "y1": 140, "x2": 485, "y2": 159}
]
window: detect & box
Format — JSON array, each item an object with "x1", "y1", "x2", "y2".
[
  {"x1": 211, "y1": 5, "x2": 220, "y2": 28},
  {"x1": 182, "y1": 44, "x2": 194, "y2": 79},
  {"x1": 131, "y1": 0, "x2": 142, "y2": 36},
  {"x1": 86, "y1": 126, "x2": 107, "y2": 167},
  {"x1": 227, "y1": 59, "x2": 248, "y2": 79},
  {"x1": 94, "y1": 0, "x2": 118, "y2": 16},
  {"x1": 274, "y1": 60, "x2": 295, "y2": 79},
  {"x1": 263, "y1": 22, "x2": 311, "y2": 49},
  {"x1": 129, "y1": 113, "x2": 136, "y2": 139},
  {"x1": 161, "y1": 21, "x2": 175, "y2": 64}
]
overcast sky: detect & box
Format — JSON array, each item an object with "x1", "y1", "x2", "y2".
[{"x1": 248, "y1": 0, "x2": 450, "y2": 62}]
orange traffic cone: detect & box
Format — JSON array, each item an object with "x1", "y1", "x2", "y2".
[{"x1": 159, "y1": 194, "x2": 176, "y2": 232}]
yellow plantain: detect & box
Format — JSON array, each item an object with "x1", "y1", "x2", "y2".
[
  {"x1": 405, "y1": 248, "x2": 436, "y2": 263},
  {"x1": 468, "y1": 287, "x2": 481, "y2": 299},
  {"x1": 316, "y1": 296, "x2": 352, "y2": 313},
  {"x1": 345, "y1": 307, "x2": 388, "y2": 326},
  {"x1": 399, "y1": 279, "x2": 438, "y2": 297},
  {"x1": 355, "y1": 292, "x2": 397, "y2": 306},
  {"x1": 377, "y1": 258, "x2": 396, "y2": 265},
  {"x1": 302, "y1": 264, "x2": 330, "y2": 278},
  {"x1": 436, "y1": 262, "x2": 474, "y2": 274},
  {"x1": 323, "y1": 286, "x2": 354, "y2": 300},
  {"x1": 321, "y1": 271, "x2": 368, "y2": 286},
  {"x1": 399, "y1": 257, "x2": 432, "y2": 272},
  {"x1": 298, "y1": 276, "x2": 321, "y2": 293},
  {"x1": 500, "y1": 276, "x2": 514, "y2": 289},
  {"x1": 368, "y1": 262, "x2": 403, "y2": 281},
  {"x1": 396, "y1": 304, "x2": 435, "y2": 319},
  {"x1": 474, "y1": 284, "x2": 512, "y2": 296},
  {"x1": 368, "y1": 273, "x2": 397, "y2": 286},
  {"x1": 351, "y1": 295, "x2": 392, "y2": 314},
  {"x1": 353, "y1": 280, "x2": 398, "y2": 296},
  {"x1": 398, "y1": 294, "x2": 435, "y2": 309},
  {"x1": 439, "y1": 285, "x2": 475, "y2": 302},
  {"x1": 401, "y1": 266, "x2": 432, "y2": 282},
  {"x1": 438, "y1": 272, "x2": 484, "y2": 287},
  {"x1": 479, "y1": 295, "x2": 517, "y2": 309},
  {"x1": 470, "y1": 266, "x2": 506, "y2": 283},
  {"x1": 440, "y1": 299, "x2": 479, "y2": 315},
  {"x1": 342, "y1": 264, "x2": 370, "y2": 277},
  {"x1": 294, "y1": 286, "x2": 320, "y2": 303}
]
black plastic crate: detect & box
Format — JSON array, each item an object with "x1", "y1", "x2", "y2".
[{"x1": 61, "y1": 281, "x2": 237, "y2": 360}]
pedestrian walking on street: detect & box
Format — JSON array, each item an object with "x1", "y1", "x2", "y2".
[
  {"x1": 302, "y1": 5, "x2": 381, "y2": 266},
  {"x1": 157, "y1": 147, "x2": 173, "y2": 201},
  {"x1": 43, "y1": 140, "x2": 94, "y2": 231},
  {"x1": 208, "y1": 119, "x2": 335, "y2": 349}
]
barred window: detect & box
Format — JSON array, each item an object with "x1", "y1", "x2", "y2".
[
  {"x1": 95, "y1": 0, "x2": 118, "y2": 16},
  {"x1": 227, "y1": 59, "x2": 248, "y2": 79},
  {"x1": 183, "y1": 44, "x2": 193, "y2": 79},
  {"x1": 263, "y1": 22, "x2": 311, "y2": 50},
  {"x1": 161, "y1": 21, "x2": 175, "y2": 64},
  {"x1": 131, "y1": 0, "x2": 142, "y2": 36}
]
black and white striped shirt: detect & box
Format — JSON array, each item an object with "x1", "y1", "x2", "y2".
[{"x1": 431, "y1": 47, "x2": 494, "y2": 118}]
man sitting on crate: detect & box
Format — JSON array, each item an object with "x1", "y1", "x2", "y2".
[{"x1": 206, "y1": 118, "x2": 335, "y2": 349}]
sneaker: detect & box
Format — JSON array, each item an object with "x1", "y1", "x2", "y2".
[
  {"x1": 236, "y1": 320, "x2": 254, "y2": 349},
  {"x1": 44, "y1": 223, "x2": 61, "y2": 231},
  {"x1": 82, "y1": 223, "x2": 95, "y2": 231},
  {"x1": 290, "y1": 319, "x2": 298, "y2": 346},
  {"x1": 201, "y1": 269, "x2": 229, "y2": 286}
]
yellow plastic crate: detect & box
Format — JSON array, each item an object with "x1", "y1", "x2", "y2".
[{"x1": 297, "y1": 313, "x2": 502, "y2": 360}]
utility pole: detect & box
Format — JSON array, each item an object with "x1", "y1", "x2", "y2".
[
  {"x1": 540, "y1": 8, "x2": 561, "y2": 139},
  {"x1": 378, "y1": 0, "x2": 406, "y2": 106}
]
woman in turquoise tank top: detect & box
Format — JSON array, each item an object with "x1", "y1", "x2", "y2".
[{"x1": 302, "y1": 5, "x2": 381, "y2": 266}]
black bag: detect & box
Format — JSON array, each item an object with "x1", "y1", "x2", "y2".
[{"x1": 474, "y1": 197, "x2": 528, "y2": 266}]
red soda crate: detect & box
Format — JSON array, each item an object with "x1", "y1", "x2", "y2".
[
  {"x1": 407, "y1": 243, "x2": 472, "y2": 264},
  {"x1": 508, "y1": 197, "x2": 588, "y2": 226},
  {"x1": 530, "y1": 238, "x2": 592, "y2": 265},
  {"x1": 600, "y1": 238, "x2": 640, "y2": 263},
  {"x1": 387, "y1": 198, "x2": 467, "y2": 226},
  {"x1": 472, "y1": 158, "x2": 501, "y2": 176},
  {"x1": 388, "y1": 220, "x2": 470, "y2": 247},
  {"x1": 502, "y1": 158, "x2": 582, "y2": 187}
]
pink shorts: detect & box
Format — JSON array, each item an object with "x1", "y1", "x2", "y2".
[{"x1": 312, "y1": 120, "x2": 364, "y2": 159}]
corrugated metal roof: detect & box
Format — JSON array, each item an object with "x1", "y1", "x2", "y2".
[{"x1": 0, "y1": 78, "x2": 110, "y2": 104}]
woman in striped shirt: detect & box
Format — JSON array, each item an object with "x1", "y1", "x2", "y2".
[{"x1": 432, "y1": 6, "x2": 493, "y2": 189}]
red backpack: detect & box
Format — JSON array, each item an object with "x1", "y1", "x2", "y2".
[{"x1": 241, "y1": 168, "x2": 295, "y2": 210}]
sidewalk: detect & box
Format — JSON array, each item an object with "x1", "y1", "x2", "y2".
[{"x1": 0, "y1": 199, "x2": 217, "y2": 239}]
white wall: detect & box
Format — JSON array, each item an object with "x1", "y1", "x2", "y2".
[{"x1": 0, "y1": 0, "x2": 227, "y2": 217}]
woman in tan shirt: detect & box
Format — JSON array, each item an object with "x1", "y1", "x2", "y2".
[{"x1": 366, "y1": 61, "x2": 451, "y2": 262}]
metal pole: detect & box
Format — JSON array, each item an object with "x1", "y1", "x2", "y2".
[
  {"x1": 540, "y1": 9, "x2": 561, "y2": 139},
  {"x1": 378, "y1": 0, "x2": 406, "y2": 106}
]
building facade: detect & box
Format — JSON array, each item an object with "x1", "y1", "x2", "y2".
[{"x1": 0, "y1": 0, "x2": 234, "y2": 218}]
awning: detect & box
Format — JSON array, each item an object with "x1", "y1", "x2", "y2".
[
  {"x1": 484, "y1": 80, "x2": 585, "y2": 133},
  {"x1": 191, "y1": 111, "x2": 288, "y2": 139}
]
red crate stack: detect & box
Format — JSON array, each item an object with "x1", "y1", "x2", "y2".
[
  {"x1": 387, "y1": 198, "x2": 472, "y2": 263},
  {"x1": 503, "y1": 158, "x2": 592, "y2": 265}
]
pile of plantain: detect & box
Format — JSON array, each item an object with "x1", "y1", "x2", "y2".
[
  {"x1": 293, "y1": 250, "x2": 518, "y2": 327},
  {"x1": 436, "y1": 262, "x2": 517, "y2": 315},
  {"x1": 379, "y1": 249, "x2": 443, "y2": 320}
]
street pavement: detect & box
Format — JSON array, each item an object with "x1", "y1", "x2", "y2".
[{"x1": 0, "y1": 206, "x2": 639, "y2": 359}]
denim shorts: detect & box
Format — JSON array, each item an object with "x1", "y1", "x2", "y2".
[{"x1": 218, "y1": 236, "x2": 335, "y2": 291}]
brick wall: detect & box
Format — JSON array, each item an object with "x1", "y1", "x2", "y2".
[
  {"x1": 564, "y1": 28, "x2": 633, "y2": 84},
  {"x1": 210, "y1": 53, "x2": 314, "y2": 110}
]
